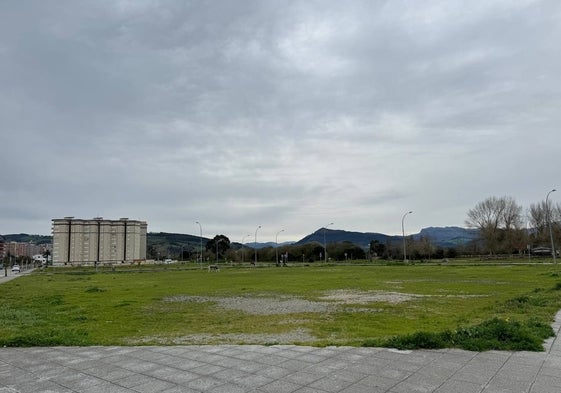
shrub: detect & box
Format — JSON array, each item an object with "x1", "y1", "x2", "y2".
[
  {"x1": 382, "y1": 318, "x2": 554, "y2": 352},
  {"x1": 0, "y1": 329, "x2": 90, "y2": 347},
  {"x1": 384, "y1": 331, "x2": 448, "y2": 350}
]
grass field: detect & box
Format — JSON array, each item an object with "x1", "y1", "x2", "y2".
[{"x1": 1, "y1": 262, "x2": 561, "y2": 350}]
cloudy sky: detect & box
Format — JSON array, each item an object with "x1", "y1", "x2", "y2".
[{"x1": 1, "y1": 0, "x2": 560, "y2": 242}]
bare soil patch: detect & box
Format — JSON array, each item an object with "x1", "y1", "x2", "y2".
[
  {"x1": 164, "y1": 289, "x2": 422, "y2": 316},
  {"x1": 319, "y1": 289, "x2": 422, "y2": 304},
  {"x1": 164, "y1": 295, "x2": 331, "y2": 315}
]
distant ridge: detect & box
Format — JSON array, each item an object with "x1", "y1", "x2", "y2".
[
  {"x1": 295, "y1": 228, "x2": 401, "y2": 247},
  {"x1": 416, "y1": 226, "x2": 479, "y2": 248},
  {"x1": 1, "y1": 227, "x2": 479, "y2": 249},
  {"x1": 295, "y1": 226, "x2": 478, "y2": 248},
  {"x1": 244, "y1": 241, "x2": 295, "y2": 250}
]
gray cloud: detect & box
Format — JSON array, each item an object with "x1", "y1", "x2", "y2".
[{"x1": 1, "y1": 0, "x2": 560, "y2": 240}]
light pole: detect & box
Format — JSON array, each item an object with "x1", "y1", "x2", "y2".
[
  {"x1": 254, "y1": 225, "x2": 261, "y2": 265},
  {"x1": 324, "y1": 223, "x2": 334, "y2": 263},
  {"x1": 526, "y1": 210, "x2": 531, "y2": 263},
  {"x1": 546, "y1": 189, "x2": 557, "y2": 264},
  {"x1": 276, "y1": 229, "x2": 285, "y2": 266},
  {"x1": 215, "y1": 238, "x2": 224, "y2": 264},
  {"x1": 241, "y1": 234, "x2": 250, "y2": 263},
  {"x1": 402, "y1": 211, "x2": 413, "y2": 263},
  {"x1": 196, "y1": 221, "x2": 203, "y2": 268}
]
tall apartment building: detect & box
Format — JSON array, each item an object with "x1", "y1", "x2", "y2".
[{"x1": 52, "y1": 217, "x2": 147, "y2": 266}]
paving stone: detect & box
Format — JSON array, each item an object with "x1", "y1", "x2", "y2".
[
  {"x1": 259, "y1": 379, "x2": 303, "y2": 393},
  {"x1": 434, "y1": 379, "x2": 483, "y2": 393},
  {"x1": 307, "y1": 374, "x2": 357, "y2": 393}
]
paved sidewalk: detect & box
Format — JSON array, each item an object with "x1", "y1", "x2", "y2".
[{"x1": 1, "y1": 311, "x2": 560, "y2": 393}]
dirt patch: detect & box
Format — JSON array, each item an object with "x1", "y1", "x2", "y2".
[
  {"x1": 163, "y1": 295, "x2": 331, "y2": 315},
  {"x1": 319, "y1": 289, "x2": 422, "y2": 304},
  {"x1": 164, "y1": 290, "x2": 423, "y2": 316}
]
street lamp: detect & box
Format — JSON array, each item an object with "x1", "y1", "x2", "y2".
[
  {"x1": 402, "y1": 211, "x2": 413, "y2": 263},
  {"x1": 196, "y1": 221, "x2": 203, "y2": 268},
  {"x1": 241, "y1": 234, "x2": 251, "y2": 263},
  {"x1": 546, "y1": 189, "x2": 557, "y2": 264},
  {"x1": 254, "y1": 225, "x2": 261, "y2": 265},
  {"x1": 324, "y1": 223, "x2": 334, "y2": 263},
  {"x1": 215, "y1": 238, "x2": 224, "y2": 264},
  {"x1": 276, "y1": 229, "x2": 285, "y2": 266}
]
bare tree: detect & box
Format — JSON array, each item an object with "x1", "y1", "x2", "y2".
[
  {"x1": 502, "y1": 197, "x2": 523, "y2": 254},
  {"x1": 529, "y1": 201, "x2": 561, "y2": 247},
  {"x1": 466, "y1": 196, "x2": 522, "y2": 254},
  {"x1": 529, "y1": 201, "x2": 548, "y2": 236}
]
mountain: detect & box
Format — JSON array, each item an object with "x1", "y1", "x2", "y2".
[
  {"x1": 1, "y1": 234, "x2": 52, "y2": 244},
  {"x1": 244, "y1": 241, "x2": 295, "y2": 249},
  {"x1": 2, "y1": 227, "x2": 479, "y2": 251},
  {"x1": 294, "y1": 227, "x2": 478, "y2": 248},
  {"x1": 295, "y1": 228, "x2": 401, "y2": 247},
  {"x1": 147, "y1": 232, "x2": 209, "y2": 249},
  {"x1": 416, "y1": 227, "x2": 479, "y2": 248}
]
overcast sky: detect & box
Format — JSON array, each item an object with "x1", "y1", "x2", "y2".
[{"x1": 1, "y1": 0, "x2": 560, "y2": 242}]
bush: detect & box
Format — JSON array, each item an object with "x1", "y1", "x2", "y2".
[
  {"x1": 384, "y1": 331, "x2": 448, "y2": 350},
  {"x1": 0, "y1": 329, "x2": 90, "y2": 347},
  {"x1": 382, "y1": 318, "x2": 553, "y2": 352}
]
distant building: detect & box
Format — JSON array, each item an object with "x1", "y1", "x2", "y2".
[
  {"x1": 0, "y1": 236, "x2": 51, "y2": 262},
  {"x1": 52, "y1": 217, "x2": 147, "y2": 266}
]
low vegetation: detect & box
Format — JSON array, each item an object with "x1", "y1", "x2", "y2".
[{"x1": 1, "y1": 263, "x2": 560, "y2": 350}]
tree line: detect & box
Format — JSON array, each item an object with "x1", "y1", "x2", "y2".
[
  {"x1": 147, "y1": 194, "x2": 561, "y2": 263},
  {"x1": 465, "y1": 195, "x2": 561, "y2": 256},
  {"x1": 150, "y1": 234, "x2": 465, "y2": 264}
]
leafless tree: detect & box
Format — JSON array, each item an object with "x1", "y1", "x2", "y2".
[
  {"x1": 529, "y1": 201, "x2": 548, "y2": 236},
  {"x1": 465, "y1": 196, "x2": 522, "y2": 254},
  {"x1": 529, "y1": 201, "x2": 561, "y2": 247},
  {"x1": 502, "y1": 197, "x2": 523, "y2": 254}
]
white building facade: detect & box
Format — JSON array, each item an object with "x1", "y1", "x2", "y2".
[{"x1": 52, "y1": 217, "x2": 147, "y2": 266}]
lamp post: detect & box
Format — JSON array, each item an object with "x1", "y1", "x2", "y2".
[
  {"x1": 324, "y1": 223, "x2": 334, "y2": 263},
  {"x1": 546, "y1": 189, "x2": 557, "y2": 264},
  {"x1": 402, "y1": 211, "x2": 413, "y2": 263},
  {"x1": 196, "y1": 221, "x2": 203, "y2": 268},
  {"x1": 215, "y1": 238, "x2": 224, "y2": 264},
  {"x1": 241, "y1": 234, "x2": 250, "y2": 263},
  {"x1": 526, "y1": 211, "x2": 531, "y2": 263},
  {"x1": 276, "y1": 229, "x2": 285, "y2": 266},
  {"x1": 254, "y1": 225, "x2": 261, "y2": 265}
]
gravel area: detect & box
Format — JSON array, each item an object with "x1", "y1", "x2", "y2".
[
  {"x1": 164, "y1": 295, "x2": 331, "y2": 315},
  {"x1": 319, "y1": 289, "x2": 422, "y2": 304},
  {"x1": 164, "y1": 289, "x2": 422, "y2": 316}
]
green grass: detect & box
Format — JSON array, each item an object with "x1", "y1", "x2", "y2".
[{"x1": 1, "y1": 263, "x2": 560, "y2": 350}]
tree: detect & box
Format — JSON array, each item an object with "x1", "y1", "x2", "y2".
[
  {"x1": 529, "y1": 200, "x2": 561, "y2": 248},
  {"x1": 369, "y1": 240, "x2": 385, "y2": 258},
  {"x1": 466, "y1": 196, "x2": 522, "y2": 254},
  {"x1": 206, "y1": 235, "x2": 231, "y2": 261},
  {"x1": 502, "y1": 197, "x2": 524, "y2": 254}
]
